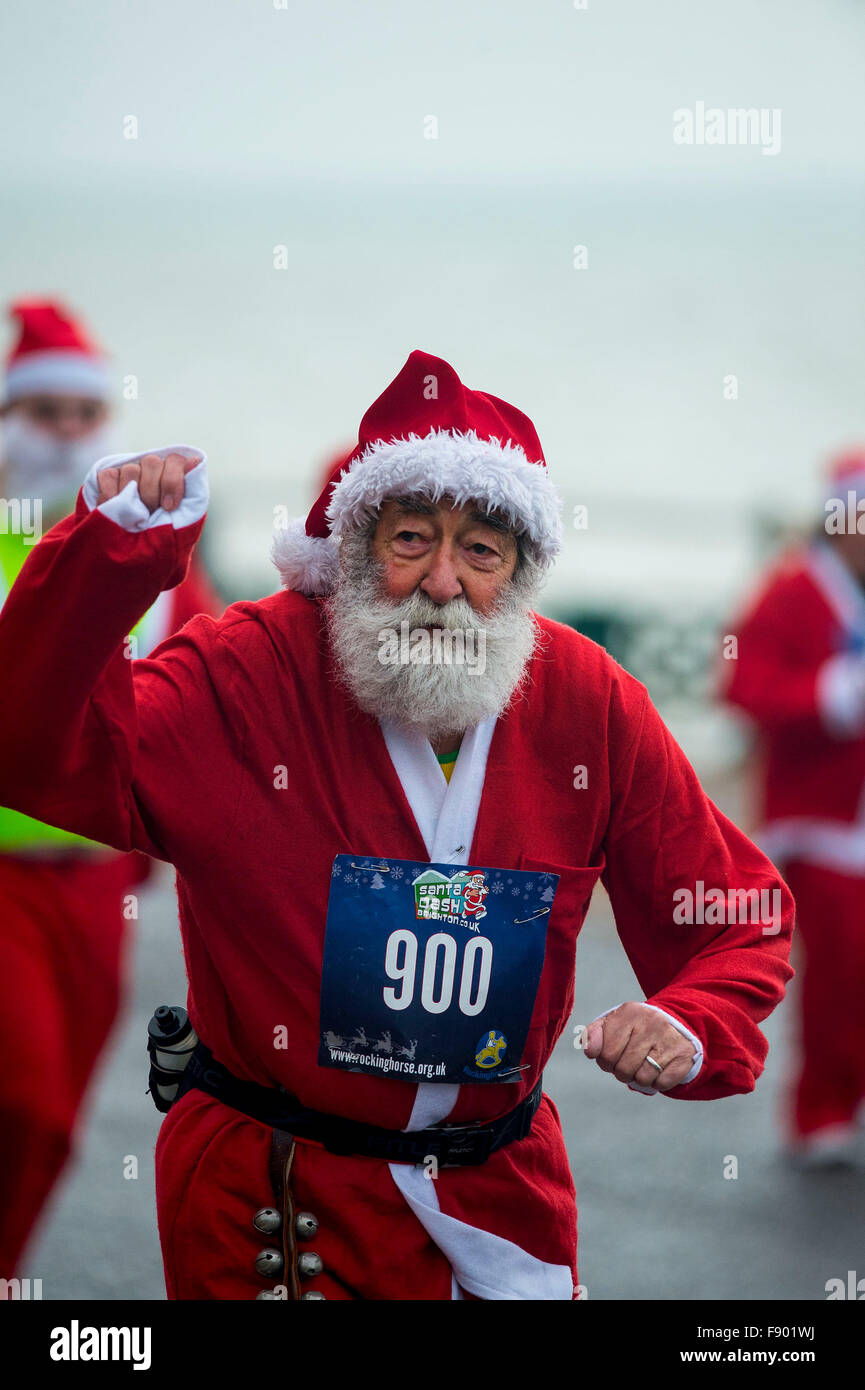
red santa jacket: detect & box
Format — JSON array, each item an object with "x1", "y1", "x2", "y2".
[
  {"x1": 0, "y1": 520, "x2": 221, "y2": 863},
  {"x1": 0, "y1": 474, "x2": 794, "y2": 1292},
  {"x1": 720, "y1": 539, "x2": 865, "y2": 873}
]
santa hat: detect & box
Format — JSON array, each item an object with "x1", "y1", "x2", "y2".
[
  {"x1": 272, "y1": 350, "x2": 562, "y2": 595},
  {"x1": 825, "y1": 448, "x2": 865, "y2": 503},
  {"x1": 4, "y1": 299, "x2": 110, "y2": 403}
]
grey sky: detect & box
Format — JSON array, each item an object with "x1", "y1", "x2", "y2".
[
  {"x1": 2, "y1": 1, "x2": 864, "y2": 613},
  {"x1": 2, "y1": 0, "x2": 863, "y2": 186}
]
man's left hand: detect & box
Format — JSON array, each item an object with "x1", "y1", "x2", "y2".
[{"x1": 582, "y1": 1003, "x2": 695, "y2": 1093}]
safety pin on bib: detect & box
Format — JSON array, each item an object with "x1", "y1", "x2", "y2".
[
  {"x1": 513, "y1": 907, "x2": 550, "y2": 924},
  {"x1": 351, "y1": 862, "x2": 391, "y2": 872},
  {"x1": 438, "y1": 1068, "x2": 533, "y2": 1125},
  {"x1": 491, "y1": 1063, "x2": 532, "y2": 1080}
]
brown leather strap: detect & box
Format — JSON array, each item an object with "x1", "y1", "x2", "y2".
[{"x1": 268, "y1": 1127, "x2": 300, "y2": 1300}]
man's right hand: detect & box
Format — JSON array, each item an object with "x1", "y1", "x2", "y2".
[{"x1": 95, "y1": 451, "x2": 198, "y2": 514}]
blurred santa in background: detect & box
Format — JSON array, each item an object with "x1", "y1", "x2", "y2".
[
  {"x1": 0, "y1": 299, "x2": 222, "y2": 1274},
  {"x1": 721, "y1": 448, "x2": 865, "y2": 1166}
]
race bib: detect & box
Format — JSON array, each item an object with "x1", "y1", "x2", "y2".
[{"x1": 318, "y1": 854, "x2": 557, "y2": 1084}]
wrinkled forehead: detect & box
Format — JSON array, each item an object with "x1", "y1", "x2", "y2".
[{"x1": 379, "y1": 491, "x2": 518, "y2": 537}]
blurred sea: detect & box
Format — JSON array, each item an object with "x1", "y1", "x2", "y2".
[{"x1": 4, "y1": 171, "x2": 864, "y2": 766}]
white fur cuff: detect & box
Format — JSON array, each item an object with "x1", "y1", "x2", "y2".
[
  {"x1": 816, "y1": 651, "x2": 865, "y2": 737},
  {"x1": 82, "y1": 446, "x2": 208, "y2": 532}
]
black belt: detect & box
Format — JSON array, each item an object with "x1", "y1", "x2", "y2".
[{"x1": 177, "y1": 1042, "x2": 543, "y2": 1167}]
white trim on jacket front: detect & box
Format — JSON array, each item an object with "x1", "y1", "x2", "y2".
[
  {"x1": 380, "y1": 715, "x2": 576, "y2": 1299},
  {"x1": 389, "y1": 1161, "x2": 576, "y2": 1301},
  {"x1": 378, "y1": 716, "x2": 497, "y2": 1130}
]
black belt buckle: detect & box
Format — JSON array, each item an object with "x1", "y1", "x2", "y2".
[{"x1": 437, "y1": 1122, "x2": 494, "y2": 1167}]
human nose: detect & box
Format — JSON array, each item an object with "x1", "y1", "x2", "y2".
[
  {"x1": 53, "y1": 415, "x2": 92, "y2": 441},
  {"x1": 419, "y1": 542, "x2": 464, "y2": 605}
]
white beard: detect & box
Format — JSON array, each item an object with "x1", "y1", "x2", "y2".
[
  {"x1": 324, "y1": 533, "x2": 541, "y2": 741},
  {"x1": 1, "y1": 414, "x2": 116, "y2": 513}
]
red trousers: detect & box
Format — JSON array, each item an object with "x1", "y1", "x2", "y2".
[
  {"x1": 0, "y1": 853, "x2": 137, "y2": 1274},
  {"x1": 156, "y1": 1089, "x2": 480, "y2": 1300},
  {"x1": 783, "y1": 860, "x2": 865, "y2": 1140},
  {"x1": 155, "y1": 1087, "x2": 575, "y2": 1301}
]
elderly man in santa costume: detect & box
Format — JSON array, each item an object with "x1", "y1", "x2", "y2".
[
  {"x1": 721, "y1": 449, "x2": 865, "y2": 1166},
  {"x1": 0, "y1": 350, "x2": 793, "y2": 1300},
  {"x1": 0, "y1": 299, "x2": 221, "y2": 1275}
]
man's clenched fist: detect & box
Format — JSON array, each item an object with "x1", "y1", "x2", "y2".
[
  {"x1": 96, "y1": 451, "x2": 198, "y2": 514},
  {"x1": 583, "y1": 1002, "x2": 695, "y2": 1092}
]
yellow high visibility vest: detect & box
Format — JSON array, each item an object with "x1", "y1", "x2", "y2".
[{"x1": 0, "y1": 525, "x2": 172, "y2": 852}]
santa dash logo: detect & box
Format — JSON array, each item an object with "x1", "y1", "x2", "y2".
[
  {"x1": 672, "y1": 881, "x2": 783, "y2": 935},
  {"x1": 412, "y1": 867, "x2": 489, "y2": 929}
]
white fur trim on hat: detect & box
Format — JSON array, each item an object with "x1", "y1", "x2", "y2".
[
  {"x1": 328, "y1": 430, "x2": 562, "y2": 563},
  {"x1": 272, "y1": 429, "x2": 562, "y2": 596},
  {"x1": 6, "y1": 350, "x2": 111, "y2": 402},
  {"x1": 272, "y1": 516, "x2": 340, "y2": 594}
]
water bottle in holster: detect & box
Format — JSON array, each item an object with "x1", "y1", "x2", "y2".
[{"x1": 147, "y1": 1004, "x2": 198, "y2": 1113}]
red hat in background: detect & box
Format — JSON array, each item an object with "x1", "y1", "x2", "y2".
[
  {"x1": 4, "y1": 299, "x2": 110, "y2": 404},
  {"x1": 827, "y1": 448, "x2": 865, "y2": 494},
  {"x1": 272, "y1": 349, "x2": 562, "y2": 595}
]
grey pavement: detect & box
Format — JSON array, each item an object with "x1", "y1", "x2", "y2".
[{"x1": 20, "y1": 857, "x2": 865, "y2": 1302}]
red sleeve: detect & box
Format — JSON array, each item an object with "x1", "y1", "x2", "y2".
[
  {"x1": 601, "y1": 678, "x2": 795, "y2": 1101},
  {"x1": 0, "y1": 491, "x2": 240, "y2": 863},
  {"x1": 718, "y1": 570, "x2": 826, "y2": 733},
  {"x1": 168, "y1": 552, "x2": 224, "y2": 628}
]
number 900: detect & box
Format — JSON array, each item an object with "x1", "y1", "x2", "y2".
[{"x1": 383, "y1": 929, "x2": 493, "y2": 1016}]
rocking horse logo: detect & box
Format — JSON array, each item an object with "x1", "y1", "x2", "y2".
[{"x1": 474, "y1": 1029, "x2": 507, "y2": 1070}]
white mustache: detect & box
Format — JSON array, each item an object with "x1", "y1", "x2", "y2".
[
  {"x1": 1, "y1": 415, "x2": 116, "y2": 509},
  {"x1": 324, "y1": 540, "x2": 540, "y2": 740}
]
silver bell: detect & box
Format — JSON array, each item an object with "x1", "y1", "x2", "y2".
[
  {"x1": 255, "y1": 1248, "x2": 284, "y2": 1277},
  {"x1": 256, "y1": 1290, "x2": 281, "y2": 1300},
  {"x1": 297, "y1": 1251, "x2": 324, "y2": 1278},
  {"x1": 253, "y1": 1207, "x2": 282, "y2": 1234},
  {"x1": 300, "y1": 1291, "x2": 326, "y2": 1300},
  {"x1": 295, "y1": 1211, "x2": 319, "y2": 1240}
]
